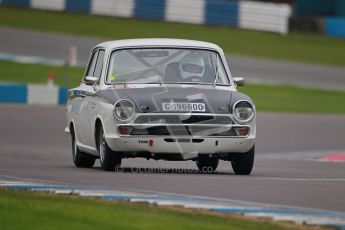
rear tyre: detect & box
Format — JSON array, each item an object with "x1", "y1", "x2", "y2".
[
  {"x1": 231, "y1": 145, "x2": 255, "y2": 175},
  {"x1": 98, "y1": 126, "x2": 122, "y2": 171},
  {"x1": 196, "y1": 155, "x2": 219, "y2": 173},
  {"x1": 70, "y1": 128, "x2": 95, "y2": 168}
]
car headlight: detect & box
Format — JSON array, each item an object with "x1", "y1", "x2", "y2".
[
  {"x1": 232, "y1": 100, "x2": 254, "y2": 123},
  {"x1": 113, "y1": 99, "x2": 135, "y2": 121}
]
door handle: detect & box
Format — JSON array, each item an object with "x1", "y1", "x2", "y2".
[{"x1": 78, "y1": 92, "x2": 86, "y2": 98}]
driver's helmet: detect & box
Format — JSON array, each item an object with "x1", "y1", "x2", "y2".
[{"x1": 179, "y1": 53, "x2": 205, "y2": 80}]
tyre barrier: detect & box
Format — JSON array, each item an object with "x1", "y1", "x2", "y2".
[
  {"x1": 1, "y1": 0, "x2": 292, "y2": 35},
  {"x1": 0, "y1": 83, "x2": 67, "y2": 105}
]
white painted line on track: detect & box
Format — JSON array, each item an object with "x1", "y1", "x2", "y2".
[
  {"x1": 0, "y1": 174, "x2": 78, "y2": 186},
  {"x1": 184, "y1": 204, "x2": 237, "y2": 209},
  {"x1": 54, "y1": 190, "x2": 74, "y2": 194},
  {"x1": 258, "y1": 149, "x2": 345, "y2": 162},
  {"x1": 256, "y1": 177, "x2": 345, "y2": 182},
  {"x1": 2, "y1": 175, "x2": 344, "y2": 213},
  {"x1": 116, "y1": 185, "x2": 345, "y2": 213}
]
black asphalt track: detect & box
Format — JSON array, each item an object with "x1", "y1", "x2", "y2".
[{"x1": 1, "y1": 105, "x2": 344, "y2": 212}]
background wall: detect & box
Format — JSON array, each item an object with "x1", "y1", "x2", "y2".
[
  {"x1": 2, "y1": 0, "x2": 344, "y2": 38},
  {"x1": 295, "y1": 0, "x2": 345, "y2": 17},
  {"x1": 1, "y1": 0, "x2": 292, "y2": 34},
  {"x1": 294, "y1": 0, "x2": 345, "y2": 38}
]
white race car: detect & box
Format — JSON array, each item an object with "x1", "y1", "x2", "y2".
[{"x1": 65, "y1": 39, "x2": 256, "y2": 174}]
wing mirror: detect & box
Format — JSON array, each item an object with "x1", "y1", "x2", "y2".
[
  {"x1": 233, "y1": 77, "x2": 245, "y2": 87},
  {"x1": 84, "y1": 76, "x2": 98, "y2": 85}
]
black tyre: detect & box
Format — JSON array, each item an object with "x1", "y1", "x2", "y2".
[
  {"x1": 196, "y1": 155, "x2": 219, "y2": 173},
  {"x1": 71, "y1": 128, "x2": 95, "y2": 168},
  {"x1": 231, "y1": 145, "x2": 255, "y2": 175},
  {"x1": 98, "y1": 126, "x2": 122, "y2": 171}
]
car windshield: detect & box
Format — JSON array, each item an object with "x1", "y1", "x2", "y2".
[{"x1": 107, "y1": 48, "x2": 230, "y2": 85}]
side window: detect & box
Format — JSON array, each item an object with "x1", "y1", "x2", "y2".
[
  {"x1": 94, "y1": 50, "x2": 105, "y2": 79},
  {"x1": 85, "y1": 50, "x2": 98, "y2": 77}
]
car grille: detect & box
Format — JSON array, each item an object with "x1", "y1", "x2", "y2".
[
  {"x1": 117, "y1": 113, "x2": 248, "y2": 137},
  {"x1": 133, "y1": 114, "x2": 233, "y2": 125},
  {"x1": 130, "y1": 125, "x2": 238, "y2": 136}
]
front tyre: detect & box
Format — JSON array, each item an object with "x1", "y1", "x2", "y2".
[
  {"x1": 98, "y1": 127, "x2": 122, "y2": 171},
  {"x1": 196, "y1": 155, "x2": 219, "y2": 173},
  {"x1": 71, "y1": 129, "x2": 95, "y2": 168},
  {"x1": 231, "y1": 145, "x2": 255, "y2": 175}
]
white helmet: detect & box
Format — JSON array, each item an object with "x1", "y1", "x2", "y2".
[{"x1": 179, "y1": 53, "x2": 205, "y2": 80}]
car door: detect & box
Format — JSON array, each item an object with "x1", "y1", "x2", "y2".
[{"x1": 74, "y1": 49, "x2": 99, "y2": 149}]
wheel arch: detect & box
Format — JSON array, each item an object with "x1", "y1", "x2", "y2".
[
  {"x1": 69, "y1": 119, "x2": 78, "y2": 139},
  {"x1": 69, "y1": 121, "x2": 75, "y2": 134},
  {"x1": 94, "y1": 117, "x2": 103, "y2": 152}
]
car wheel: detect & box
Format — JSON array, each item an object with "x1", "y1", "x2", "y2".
[
  {"x1": 196, "y1": 155, "x2": 219, "y2": 173},
  {"x1": 231, "y1": 145, "x2": 255, "y2": 175},
  {"x1": 98, "y1": 126, "x2": 122, "y2": 171},
  {"x1": 71, "y1": 129, "x2": 95, "y2": 168}
]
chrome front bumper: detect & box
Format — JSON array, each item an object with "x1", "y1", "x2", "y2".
[
  {"x1": 105, "y1": 136, "x2": 255, "y2": 155},
  {"x1": 104, "y1": 112, "x2": 255, "y2": 156}
]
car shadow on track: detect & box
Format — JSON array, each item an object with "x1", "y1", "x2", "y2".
[{"x1": 92, "y1": 166, "x2": 234, "y2": 175}]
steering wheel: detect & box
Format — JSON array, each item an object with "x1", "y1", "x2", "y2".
[{"x1": 182, "y1": 76, "x2": 202, "y2": 82}]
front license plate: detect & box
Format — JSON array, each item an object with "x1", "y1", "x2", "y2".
[{"x1": 162, "y1": 103, "x2": 206, "y2": 112}]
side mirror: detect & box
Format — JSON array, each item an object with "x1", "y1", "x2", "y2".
[
  {"x1": 233, "y1": 77, "x2": 245, "y2": 87},
  {"x1": 84, "y1": 76, "x2": 98, "y2": 85}
]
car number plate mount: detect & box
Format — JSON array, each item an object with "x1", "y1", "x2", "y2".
[{"x1": 162, "y1": 102, "x2": 206, "y2": 112}]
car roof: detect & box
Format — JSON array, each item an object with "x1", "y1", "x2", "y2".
[{"x1": 96, "y1": 38, "x2": 223, "y2": 52}]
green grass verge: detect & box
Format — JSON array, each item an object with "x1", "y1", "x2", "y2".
[
  {"x1": 0, "y1": 60, "x2": 83, "y2": 88},
  {"x1": 1, "y1": 60, "x2": 344, "y2": 114},
  {"x1": 1, "y1": 7, "x2": 345, "y2": 66},
  {"x1": 240, "y1": 84, "x2": 345, "y2": 114},
  {"x1": 0, "y1": 189, "x2": 293, "y2": 230}
]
